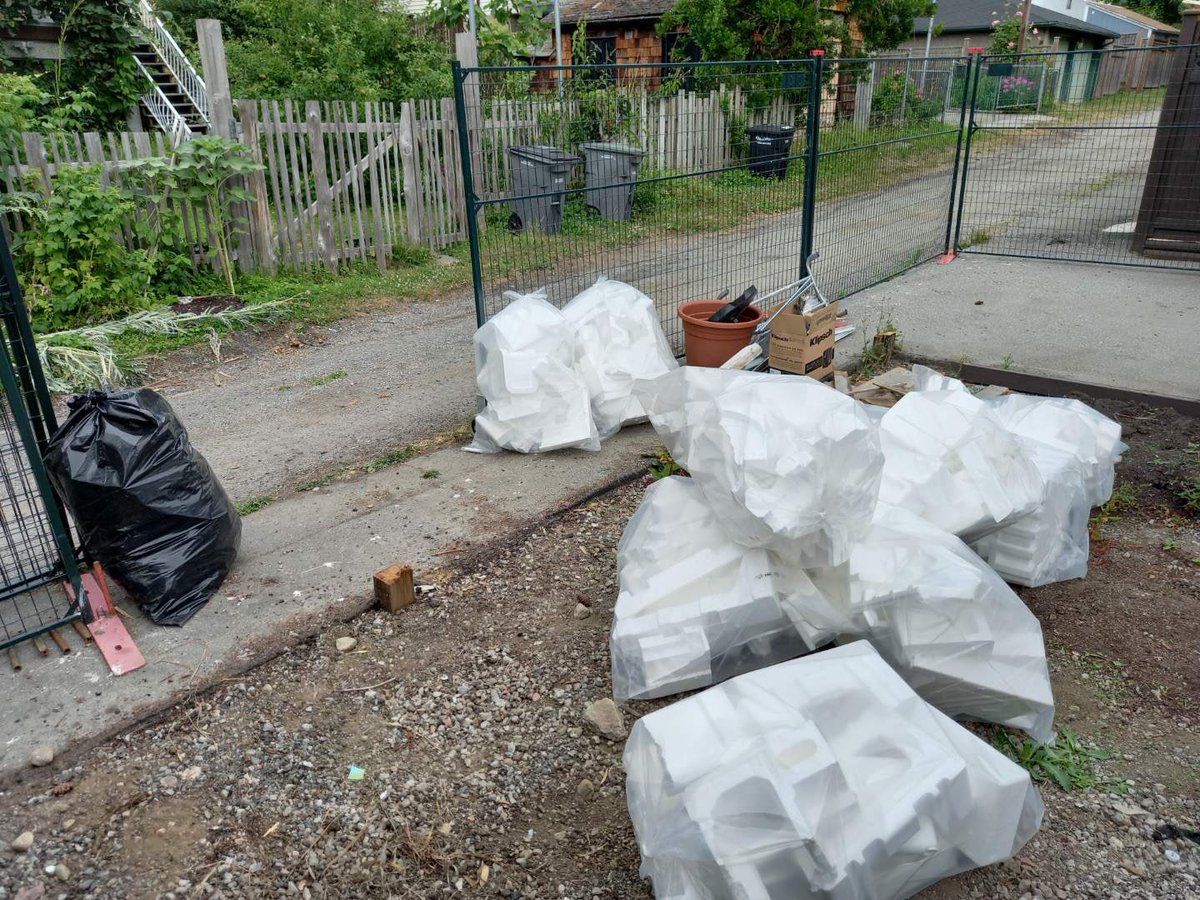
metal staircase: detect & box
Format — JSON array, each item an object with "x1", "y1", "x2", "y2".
[{"x1": 133, "y1": 0, "x2": 208, "y2": 143}]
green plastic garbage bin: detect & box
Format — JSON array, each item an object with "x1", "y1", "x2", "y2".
[
  {"x1": 579, "y1": 142, "x2": 646, "y2": 221},
  {"x1": 506, "y1": 145, "x2": 581, "y2": 234}
]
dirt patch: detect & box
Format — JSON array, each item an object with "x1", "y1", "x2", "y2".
[
  {"x1": 1, "y1": 410, "x2": 1198, "y2": 900},
  {"x1": 170, "y1": 294, "x2": 244, "y2": 316}
]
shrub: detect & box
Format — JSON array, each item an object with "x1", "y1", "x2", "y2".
[
  {"x1": 19, "y1": 166, "x2": 157, "y2": 332},
  {"x1": 870, "y1": 71, "x2": 943, "y2": 126}
]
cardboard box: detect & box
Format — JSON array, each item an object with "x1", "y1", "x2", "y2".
[{"x1": 769, "y1": 300, "x2": 838, "y2": 382}]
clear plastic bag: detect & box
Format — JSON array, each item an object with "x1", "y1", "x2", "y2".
[
  {"x1": 625, "y1": 642, "x2": 1044, "y2": 900},
  {"x1": 562, "y1": 278, "x2": 678, "y2": 440},
  {"x1": 634, "y1": 368, "x2": 883, "y2": 566},
  {"x1": 611, "y1": 477, "x2": 847, "y2": 701},
  {"x1": 984, "y1": 393, "x2": 1125, "y2": 507},
  {"x1": 814, "y1": 505, "x2": 1055, "y2": 741},
  {"x1": 972, "y1": 439, "x2": 1090, "y2": 588},
  {"x1": 468, "y1": 290, "x2": 600, "y2": 454},
  {"x1": 878, "y1": 389, "x2": 1045, "y2": 542}
]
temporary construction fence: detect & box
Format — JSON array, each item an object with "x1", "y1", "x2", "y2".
[
  {"x1": 454, "y1": 41, "x2": 1199, "y2": 344},
  {"x1": 954, "y1": 42, "x2": 1200, "y2": 271},
  {"x1": 453, "y1": 53, "x2": 972, "y2": 349},
  {"x1": 0, "y1": 227, "x2": 89, "y2": 650}
]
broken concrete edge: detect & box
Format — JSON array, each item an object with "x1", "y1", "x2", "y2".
[
  {"x1": 902, "y1": 353, "x2": 1200, "y2": 415},
  {"x1": 0, "y1": 448, "x2": 653, "y2": 793}
]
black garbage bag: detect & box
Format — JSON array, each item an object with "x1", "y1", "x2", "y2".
[{"x1": 44, "y1": 388, "x2": 241, "y2": 626}]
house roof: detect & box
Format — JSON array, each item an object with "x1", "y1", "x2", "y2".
[
  {"x1": 1088, "y1": 1, "x2": 1179, "y2": 35},
  {"x1": 555, "y1": 0, "x2": 678, "y2": 26},
  {"x1": 914, "y1": 1, "x2": 1120, "y2": 39}
]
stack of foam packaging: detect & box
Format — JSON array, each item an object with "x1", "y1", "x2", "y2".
[
  {"x1": 468, "y1": 279, "x2": 677, "y2": 453},
  {"x1": 625, "y1": 643, "x2": 1045, "y2": 900}
]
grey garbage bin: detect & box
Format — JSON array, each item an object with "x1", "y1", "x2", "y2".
[
  {"x1": 579, "y1": 142, "x2": 646, "y2": 221},
  {"x1": 506, "y1": 145, "x2": 580, "y2": 234}
]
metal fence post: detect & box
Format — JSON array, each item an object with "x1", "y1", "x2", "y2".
[
  {"x1": 800, "y1": 51, "x2": 824, "y2": 277},
  {"x1": 452, "y1": 61, "x2": 487, "y2": 328},
  {"x1": 941, "y1": 54, "x2": 976, "y2": 258},
  {"x1": 952, "y1": 48, "x2": 987, "y2": 253}
]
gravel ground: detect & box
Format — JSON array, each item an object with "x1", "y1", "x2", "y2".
[{"x1": 1, "y1": 447, "x2": 1198, "y2": 899}]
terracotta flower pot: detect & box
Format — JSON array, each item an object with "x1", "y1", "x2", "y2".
[{"x1": 677, "y1": 300, "x2": 765, "y2": 368}]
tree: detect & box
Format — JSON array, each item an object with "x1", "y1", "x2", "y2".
[
  {"x1": 157, "y1": 0, "x2": 453, "y2": 102},
  {"x1": 659, "y1": 0, "x2": 934, "y2": 61},
  {"x1": 1109, "y1": 0, "x2": 1182, "y2": 25},
  {"x1": 0, "y1": 0, "x2": 143, "y2": 131},
  {"x1": 428, "y1": 0, "x2": 549, "y2": 67}
]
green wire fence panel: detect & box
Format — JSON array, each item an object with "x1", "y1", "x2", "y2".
[
  {"x1": 0, "y1": 228, "x2": 89, "y2": 650},
  {"x1": 954, "y1": 43, "x2": 1200, "y2": 271}
]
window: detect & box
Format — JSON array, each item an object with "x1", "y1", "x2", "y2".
[{"x1": 580, "y1": 34, "x2": 617, "y2": 83}]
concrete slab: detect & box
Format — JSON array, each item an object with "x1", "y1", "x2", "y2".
[
  {"x1": 0, "y1": 425, "x2": 661, "y2": 783},
  {"x1": 838, "y1": 255, "x2": 1200, "y2": 399}
]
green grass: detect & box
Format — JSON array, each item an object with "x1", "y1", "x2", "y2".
[
  {"x1": 236, "y1": 495, "x2": 276, "y2": 516},
  {"x1": 110, "y1": 247, "x2": 473, "y2": 361},
  {"x1": 421, "y1": 469, "x2": 441, "y2": 479},
  {"x1": 1162, "y1": 536, "x2": 1182, "y2": 551},
  {"x1": 994, "y1": 728, "x2": 1128, "y2": 793},
  {"x1": 364, "y1": 445, "x2": 418, "y2": 473},
  {"x1": 309, "y1": 369, "x2": 348, "y2": 386}
]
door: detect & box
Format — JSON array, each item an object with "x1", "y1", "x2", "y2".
[{"x1": 1132, "y1": 15, "x2": 1200, "y2": 260}]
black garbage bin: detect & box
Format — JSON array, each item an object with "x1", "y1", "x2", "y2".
[
  {"x1": 506, "y1": 145, "x2": 581, "y2": 234},
  {"x1": 579, "y1": 142, "x2": 646, "y2": 221},
  {"x1": 747, "y1": 124, "x2": 796, "y2": 179}
]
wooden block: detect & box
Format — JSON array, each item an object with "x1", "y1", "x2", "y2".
[{"x1": 374, "y1": 564, "x2": 415, "y2": 613}]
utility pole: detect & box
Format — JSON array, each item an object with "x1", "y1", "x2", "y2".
[
  {"x1": 921, "y1": 0, "x2": 938, "y2": 91},
  {"x1": 467, "y1": 0, "x2": 477, "y2": 40},
  {"x1": 553, "y1": 0, "x2": 564, "y2": 96},
  {"x1": 1015, "y1": 0, "x2": 1034, "y2": 54}
]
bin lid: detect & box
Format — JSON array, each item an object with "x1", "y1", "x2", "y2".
[
  {"x1": 746, "y1": 124, "x2": 796, "y2": 136},
  {"x1": 508, "y1": 144, "x2": 581, "y2": 164},
  {"x1": 578, "y1": 141, "x2": 646, "y2": 158}
]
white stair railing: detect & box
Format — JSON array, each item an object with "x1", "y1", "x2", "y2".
[
  {"x1": 134, "y1": 57, "x2": 194, "y2": 146},
  {"x1": 136, "y1": 0, "x2": 208, "y2": 125}
]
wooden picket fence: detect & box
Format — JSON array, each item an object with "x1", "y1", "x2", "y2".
[
  {"x1": 1093, "y1": 36, "x2": 1175, "y2": 99},
  {"x1": 1, "y1": 98, "x2": 470, "y2": 276}
]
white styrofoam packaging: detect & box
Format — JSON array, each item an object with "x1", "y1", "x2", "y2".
[
  {"x1": 984, "y1": 392, "x2": 1126, "y2": 507},
  {"x1": 562, "y1": 278, "x2": 678, "y2": 440},
  {"x1": 878, "y1": 389, "x2": 1045, "y2": 542},
  {"x1": 972, "y1": 438, "x2": 1091, "y2": 588},
  {"x1": 814, "y1": 504, "x2": 1055, "y2": 741},
  {"x1": 634, "y1": 367, "x2": 883, "y2": 566},
  {"x1": 625, "y1": 642, "x2": 1044, "y2": 900},
  {"x1": 610, "y1": 476, "x2": 848, "y2": 701},
  {"x1": 467, "y1": 291, "x2": 600, "y2": 454}
]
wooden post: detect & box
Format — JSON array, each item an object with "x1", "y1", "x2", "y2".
[
  {"x1": 196, "y1": 20, "x2": 235, "y2": 139},
  {"x1": 398, "y1": 101, "x2": 423, "y2": 246},
  {"x1": 455, "y1": 31, "x2": 486, "y2": 234},
  {"x1": 374, "y1": 564, "x2": 415, "y2": 613},
  {"x1": 306, "y1": 101, "x2": 339, "y2": 272},
  {"x1": 237, "y1": 102, "x2": 278, "y2": 275}
]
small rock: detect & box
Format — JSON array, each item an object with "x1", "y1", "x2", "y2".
[
  {"x1": 1121, "y1": 860, "x2": 1148, "y2": 878},
  {"x1": 11, "y1": 831, "x2": 34, "y2": 853},
  {"x1": 160, "y1": 775, "x2": 179, "y2": 791},
  {"x1": 434, "y1": 254, "x2": 458, "y2": 267},
  {"x1": 583, "y1": 698, "x2": 626, "y2": 741},
  {"x1": 1109, "y1": 836, "x2": 1124, "y2": 850},
  {"x1": 28, "y1": 747, "x2": 54, "y2": 768},
  {"x1": 14, "y1": 883, "x2": 45, "y2": 900},
  {"x1": 1165, "y1": 849, "x2": 1181, "y2": 864},
  {"x1": 53, "y1": 864, "x2": 70, "y2": 882},
  {"x1": 181, "y1": 766, "x2": 202, "y2": 782},
  {"x1": 1112, "y1": 802, "x2": 1148, "y2": 817},
  {"x1": 576, "y1": 779, "x2": 595, "y2": 801},
  {"x1": 335, "y1": 637, "x2": 358, "y2": 653},
  {"x1": 573, "y1": 603, "x2": 592, "y2": 621}
]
